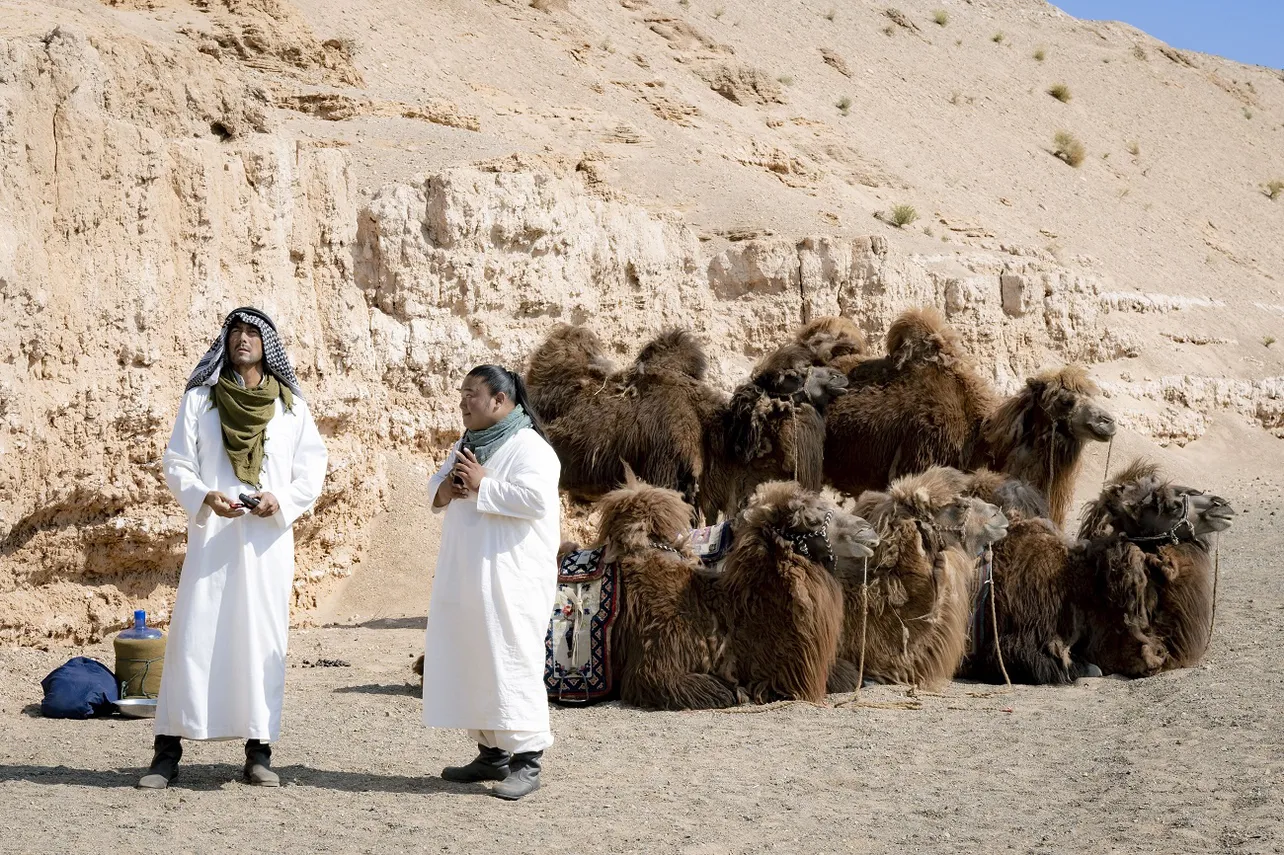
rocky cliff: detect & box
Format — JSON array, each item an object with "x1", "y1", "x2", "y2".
[{"x1": 1, "y1": 0, "x2": 1280, "y2": 644}]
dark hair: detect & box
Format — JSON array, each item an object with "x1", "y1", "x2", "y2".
[{"x1": 466, "y1": 364, "x2": 547, "y2": 439}]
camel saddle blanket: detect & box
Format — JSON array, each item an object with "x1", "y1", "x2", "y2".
[
  {"x1": 544, "y1": 546, "x2": 618, "y2": 704},
  {"x1": 689, "y1": 521, "x2": 734, "y2": 567}
]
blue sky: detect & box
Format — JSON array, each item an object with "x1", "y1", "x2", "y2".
[{"x1": 1052, "y1": 1, "x2": 1283, "y2": 68}]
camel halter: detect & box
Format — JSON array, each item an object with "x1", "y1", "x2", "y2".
[
  {"x1": 784, "y1": 509, "x2": 834, "y2": 563},
  {"x1": 1122, "y1": 493, "x2": 1196, "y2": 547}
]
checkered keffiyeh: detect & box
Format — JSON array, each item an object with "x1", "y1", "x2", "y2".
[{"x1": 185, "y1": 307, "x2": 304, "y2": 399}]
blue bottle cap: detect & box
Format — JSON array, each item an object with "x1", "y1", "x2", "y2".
[{"x1": 134, "y1": 609, "x2": 146, "y2": 624}]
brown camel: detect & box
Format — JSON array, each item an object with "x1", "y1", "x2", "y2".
[
  {"x1": 823, "y1": 307, "x2": 1116, "y2": 527},
  {"x1": 526, "y1": 324, "x2": 842, "y2": 521},
  {"x1": 751, "y1": 315, "x2": 868, "y2": 396},
  {"x1": 596, "y1": 475, "x2": 877, "y2": 709},
  {"x1": 826, "y1": 467, "x2": 1010, "y2": 690},
  {"x1": 962, "y1": 459, "x2": 1234, "y2": 684},
  {"x1": 1077, "y1": 460, "x2": 1234, "y2": 673}
]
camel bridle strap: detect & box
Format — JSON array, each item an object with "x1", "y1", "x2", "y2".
[
  {"x1": 967, "y1": 550, "x2": 994, "y2": 656},
  {"x1": 1123, "y1": 493, "x2": 1196, "y2": 547},
  {"x1": 782, "y1": 509, "x2": 834, "y2": 563}
]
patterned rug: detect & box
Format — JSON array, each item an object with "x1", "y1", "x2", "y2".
[{"x1": 544, "y1": 546, "x2": 618, "y2": 704}]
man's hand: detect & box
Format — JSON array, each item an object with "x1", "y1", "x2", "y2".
[
  {"x1": 453, "y1": 448, "x2": 485, "y2": 492},
  {"x1": 433, "y1": 478, "x2": 456, "y2": 508},
  {"x1": 249, "y1": 491, "x2": 280, "y2": 518},
  {"x1": 204, "y1": 491, "x2": 247, "y2": 518}
]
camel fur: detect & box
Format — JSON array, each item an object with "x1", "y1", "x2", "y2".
[
  {"x1": 1076, "y1": 459, "x2": 1234, "y2": 672},
  {"x1": 527, "y1": 324, "x2": 839, "y2": 521},
  {"x1": 598, "y1": 475, "x2": 875, "y2": 709},
  {"x1": 964, "y1": 459, "x2": 1233, "y2": 684},
  {"x1": 827, "y1": 467, "x2": 1010, "y2": 690},
  {"x1": 823, "y1": 307, "x2": 1116, "y2": 527}
]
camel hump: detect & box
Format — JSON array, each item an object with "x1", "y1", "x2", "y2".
[
  {"x1": 884, "y1": 307, "x2": 964, "y2": 367},
  {"x1": 795, "y1": 315, "x2": 868, "y2": 361},
  {"x1": 632, "y1": 329, "x2": 708, "y2": 381},
  {"x1": 528, "y1": 323, "x2": 614, "y2": 379}
]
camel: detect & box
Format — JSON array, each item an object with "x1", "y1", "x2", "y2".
[
  {"x1": 826, "y1": 467, "x2": 1011, "y2": 690},
  {"x1": 526, "y1": 324, "x2": 844, "y2": 521},
  {"x1": 1077, "y1": 460, "x2": 1235, "y2": 673},
  {"x1": 596, "y1": 475, "x2": 877, "y2": 709},
  {"x1": 751, "y1": 315, "x2": 868, "y2": 397},
  {"x1": 823, "y1": 307, "x2": 1116, "y2": 527},
  {"x1": 962, "y1": 459, "x2": 1234, "y2": 684}
]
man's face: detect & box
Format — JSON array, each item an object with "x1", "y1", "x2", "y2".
[
  {"x1": 227, "y1": 321, "x2": 264, "y2": 372},
  {"x1": 459, "y1": 375, "x2": 507, "y2": 431}
]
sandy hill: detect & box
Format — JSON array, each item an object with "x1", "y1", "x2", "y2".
[{"x1": 0, "y1": 0, "x2": 1281, "y2": 639}]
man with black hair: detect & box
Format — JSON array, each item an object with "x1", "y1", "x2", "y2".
[
  {"x1": 422, "y1": 364, "x2": 561, "y2": 801},
  {"x1": 138, "y1": 307, "x2": 327, "y2": 790}
]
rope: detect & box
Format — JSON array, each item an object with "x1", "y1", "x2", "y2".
[
  {"x1": 116, "y1": 656, "x2": 164, "y2": 699},
  {"x1": 1102, "y1": 434, "x2": 1115, "y2": 490},
  {"x1": 855, "y1": 557, "x2": 869, "y2": 699},
  {"x1": 1208, "y1": 532, "x2": 1221, "y2": 642},
  {"x1": 986, "y1": 546, "x2": 1013, "y2": 691}
]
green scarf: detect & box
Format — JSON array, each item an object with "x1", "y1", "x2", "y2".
[
  {"x1": 211, "y1": 371, "x2": 294, "y2": 488},
  {"x1": 463, "y1": 405, "x2": 532, "y2": 464}
]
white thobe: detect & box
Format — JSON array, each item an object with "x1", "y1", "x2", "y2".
[
  {"x1": 155, "y1": 385, "x2": 327, "y2": 742},
  {"x1": 422, "y1": 429, "x2": 561, "y2": 748}
]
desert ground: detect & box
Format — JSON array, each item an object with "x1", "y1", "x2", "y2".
[{"x1": 2, "y1": 443, "x2": 1282, "y2": 855}]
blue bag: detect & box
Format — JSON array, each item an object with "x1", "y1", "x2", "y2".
[{"x1": 40, "y1": 657, "x2": 119, "y2": 719}]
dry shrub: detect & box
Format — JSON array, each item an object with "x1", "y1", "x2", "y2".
[
  {"x1": 992, "y1": 32, "x2": 1005, "y2": 44},
  {"x1": 1266, "y1": 180, "x2": 1284, "y2": 201},
  {"x1": 1033, "y1": 47, "x2": 1046, "y2": 61},
  {"x1": 1053, "y1": 131, "x2": 1086, "y2": 167},
  {"x1": 889, "y1": 204, "x2": 918, "y2": 227},
  {"x1": 530, "y1": 0, "x2": 569, "y2": 10},
  {"x1": 1048, "y1": 83, "x2": 1071, "y2": 102},
  {"x1": 932, "y1": 9, "x2": 948, "y2": 26}
]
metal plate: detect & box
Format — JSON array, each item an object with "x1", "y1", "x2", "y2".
[{"x1": 115, "y1": 697, "x2": 158, "y2": 718}]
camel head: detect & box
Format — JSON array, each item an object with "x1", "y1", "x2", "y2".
[
  {"x1": 752, "y1": 316, "x2": 867, "y2": 388},
  {"x1": 1031, "y1": 365, "x2": 1116, "y2": 443},
  {"x1": 526, "y1": 323, "x2": 615, "y2": 388},
  {"x1": 855, "y1": 467, "x2": 1008, "y2": 563},
  {"x1": 1079, "y1": 459, "x2": 1234, "y2": 544},
  {"x1": 738, "y1": 481, "x2": 869, "y2": 572},
  {"x1": 722, "y1": 380, "x2": 829, "y2": 490},
  {"x1": 595, "y1": 471, "x2": 694, "y2": 563}
]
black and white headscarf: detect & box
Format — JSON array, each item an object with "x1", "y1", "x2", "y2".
[{"x1": 185, "y1": 306, "x2": 304, "y2": 398}]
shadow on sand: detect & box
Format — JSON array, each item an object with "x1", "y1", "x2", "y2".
[
  {"x1": 332, "y1": 683, "x2": 419, "y2": 696},
  {"x1": 0, "y1": 763, "x2": 483, "y2": 795},
  {"x1": 322, "y1": 616, "x2": 426, "y2": 631}
]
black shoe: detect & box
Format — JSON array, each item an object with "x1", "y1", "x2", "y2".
[
  {"x1": 137, "y1": 735, "x2": 183, "y2": 790},
  {"x1": 492, "y1": 751, "x2": 542, "y2": 800},
  {"x1": 244, "y1": 739, "x2": 279, "y2": 787},
  {"x1": 442, "y1": 744, "x2": 511, "y2": 783}
]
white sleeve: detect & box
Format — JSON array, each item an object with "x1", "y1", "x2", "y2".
[
  {"x1": 276, "y1": 401, "x2": 329, "y2": 528},
  {"x1": 474, "y1": 436, "x2": 560, "y2": 521},
  {"x1": 427, "y1": 442, "x2": 462, "y2": 516},
  {"x1": 162, "y1": 390, "x2": 214, "y2": 527}
]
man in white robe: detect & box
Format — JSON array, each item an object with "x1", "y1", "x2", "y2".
[
  {"x1": 139, "y1": 307, "x2": 327, "y2": 790},
  {"x1": 422, "y1": 365, "x2": 560, "y2": 800}
]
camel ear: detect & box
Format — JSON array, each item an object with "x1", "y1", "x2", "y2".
[{"x1": 621, "y1": 460, "x2": 639, "y2": 487}]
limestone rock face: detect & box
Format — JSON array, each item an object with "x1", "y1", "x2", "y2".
[
  {"x1": 0, "y1": 21, "x2": 381, "y2": 644},
  {"x1": 1, "y1": 5, "x2": 1279, "y2": 645}
]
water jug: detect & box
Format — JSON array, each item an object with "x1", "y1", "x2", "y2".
[{"x1": 113, "y1": 610, "x2": 166, "y2": 698}]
